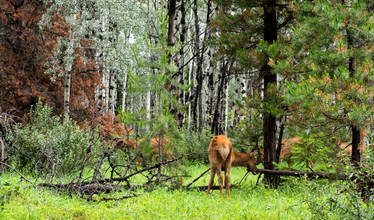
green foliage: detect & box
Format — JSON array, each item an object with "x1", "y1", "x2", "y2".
[
  {"x1": 177, "y1": 129, "x2": 212, "y2": 164},
  {"x1": 0, "y1": 181, "x2": 20, "y2": 211},
  {"x1": 7, "y1": 101, "x2": 101, "y2": 176},
  {"x1": 119, "y1": 0, "x2": 185, "y2": 164},
  {"x1": 306, "y1": 180, "x2": 374, "y2": 220},
  {"x1": 2, "y1": 166, "x2": 373, "y2": 219}
]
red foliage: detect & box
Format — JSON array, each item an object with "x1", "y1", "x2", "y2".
[{"x1": 0, "y1": 0, "x2": 101, "y2": 123}]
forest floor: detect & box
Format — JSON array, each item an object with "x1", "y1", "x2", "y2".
[{"x1": 0, "y1": 164, "x2": 369, "y2": 220}]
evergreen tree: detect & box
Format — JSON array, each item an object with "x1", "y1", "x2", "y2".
[
  {"x1": 211, "y1": 0, "x2": 297, "y2": 185},
  {"x1": 280, "y1": 0, "x2": 374, "y2": 167}
]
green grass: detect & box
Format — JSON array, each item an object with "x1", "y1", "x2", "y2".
[{"x1": 0, "y1": 165, "x2": 370, "y2": 220}]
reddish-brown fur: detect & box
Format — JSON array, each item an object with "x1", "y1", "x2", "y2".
[
  {"x1": 266, "y1": 129, "x2": 369, "y2": 168},
  {"x1": 207, "y1": 135, "x2": 258, "y2": 196},
  {"x1": 258, "y1": 137, "x2": 312, "y2": 168},
  {"x1": 278, "y1": 137, "x2": 301, "y2": 168},
  {"x1": 116, "y1": 137, "x2": 173, "y2": 164},
  {"x1": 337, "y1": 129, "x2": 368, "y2": 161}
]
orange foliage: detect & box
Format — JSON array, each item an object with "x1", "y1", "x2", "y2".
[{"x1": 0, "y1": 0, "x2": 101, "y2": 123}]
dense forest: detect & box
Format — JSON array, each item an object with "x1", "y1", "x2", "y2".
[{"x1": 1, "y1": 0, "x2": 374, "y2": 219}]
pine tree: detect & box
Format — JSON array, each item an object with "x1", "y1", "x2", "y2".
[{"x1": 280, "y1": 0, "x2": 374, "y2": 166}]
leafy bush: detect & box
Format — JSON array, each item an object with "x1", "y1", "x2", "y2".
[{"x1": 7, "y1": 101, "x2": 101, "y2": 176}]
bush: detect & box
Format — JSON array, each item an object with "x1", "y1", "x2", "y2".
[{"x1": 7, "y1": 101, "x2": 101, "y2": 176}]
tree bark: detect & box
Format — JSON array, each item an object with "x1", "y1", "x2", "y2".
[
  {"x1": 262, "y1": 0, "x2": 278, "y2": 187},
  {"x1": 178, "y1": 0, "x2": 187, "y2": 126},
  {"x1": 63, "y1": 71, "x2": 71, "y2": 122},
  {"x1": 351, "y1": 125, "x2": 361, "y2": 163},
  {"x1": 157, "y1": 134, "x2": 164, "y2": 182},
  {"x1": 224, "y1": 76, "x2": 230, "y2": 135},
  {"x1": 0, "y1": 137, "x2": 4, "y2": 174},
  {"x1": 211, "y1": 61, "x2": 228, "y2": 135},
  {"x1": 206, "y1": 48, "x2": 215, "y2": 129},
  {"x1": 167, "y1": 0, "x2": 177, "y2": 48},
  {"x1": 347, "y1": 25, "x2": 361, "y2": 164},
  {"x1": 109, "y1": 71, "x2": 117, "y2": 115},
  {"x1": 276, "y1": 115, "x2": 287, "y2": 163}
]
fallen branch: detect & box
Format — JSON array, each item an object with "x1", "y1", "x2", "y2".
[
  {"x1": 0, "y1": 162, "x2": 36, "y2": 187},
  {"x1": 38, "y1": 154, "x2": 189, "y2": 196},
  {"x1": 258, "y1": 169, "x2": 348, "y2": 180},
  {"x1": 185, "y1": 168, "x2": 210, "y2": 187},
  {"x1": 98, "y1": 193, "x2": 139, "y2": 201}
]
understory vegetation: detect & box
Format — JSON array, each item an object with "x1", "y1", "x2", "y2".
[
  {"x1": 1, "y1": 166, "x2": 373, "y2": 220},
  {"x1": 0, "y1": 103, "x2": 372, "y2": 220}
]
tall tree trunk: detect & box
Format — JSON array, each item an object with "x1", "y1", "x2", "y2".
[
  {"x1": 167, "y1": 0, "x2": 177, "y2": 48},
  {"x1": 192, "y1": 0, "x2": 202, "y2": 131},
  {"x1": 146, "y1": 85, "x2": 151, "y2": 131},
  {"x1": 188, "y1": 60, "x2": 194, "y2": 129},
  {"x1": 63, "y1": 71, "x2": 71, "y2": 122},
  {"x1": 211, "y1": 61, "x2": 228, "y2": 135},
  {"x1": 347, "y1": 26, "x2": 361, "y2": 164},
  {"x1": 63, "y1": 20, "x2": 76, "y2": 122},
  {"x1": 109, "y1": 71, "x2": 117, "y2": 115},
  {"x1": 166, "y1": 0, "x2": 182, "y2": 125},
  {"x1": 263, "y1": 0, "x2": 278, "y2": 187},
  {"x1": 121, "y1": 30, "x2": 131, "y2": 112},
  {"x1": 206, "y1": 47, "x2": 215, "y2": 129},
  {"x1": 178, "y1": 0, "x2": 187, "y2": 126},
  {"x1": 121, "y1": 70, "x2": 128, "y2": 111},
  {"x1": 157, "y1": 134, "x2": 164, "y2": 182},
  {"x1": 193, "y1": 0, "x2": 212, "y2": 133},
  {"x1": 224, "y1": 76, "x2": 230, "y2": 135},
  {"x1": 276, "y1": 115, "x2": 287, "y2": 163}
]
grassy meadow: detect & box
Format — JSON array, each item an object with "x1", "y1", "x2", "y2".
[{"x1": 2, "y1": 164, "x2": 371, "y2": 220}]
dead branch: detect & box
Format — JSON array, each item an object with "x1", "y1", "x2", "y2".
[
  {"x1": 185, "y1": 168, "x2": 210, "y2": 187},
  {"x1": 0, "y1": 162, "x2": 36, "y2": 187},
  {"x1": 98, "y1": 193, "x2": 139, "y2": 201},
  {"x1": 258, "y1": 169, "x2": 348, "y2": 180},
  {"x1": 38, "y1": 154, "x2": 188, "y2": 197},
  {"x1": 92, "y1": 150, "x2": 109, "y2": 181}
]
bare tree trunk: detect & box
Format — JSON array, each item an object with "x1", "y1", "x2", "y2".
[
  {"x1": 178, "y1": 0, "x2": 187, "y2": 127},
  {"x1": 262, "y1": 0, "x2": 279, "y2": 187},
  {"x1": 121, "y1": 29, "x2": 131, "y2": 112},
  {"x1": 211, "y1": 61, "x2": 228, "y2": 135},
  {"x1": 192, "y1": 0, "x2": 213, "y2": 133},
  {"x1": 121, "y1": 70, "x2": 128, "y2": 111},
  {"x1": 63, "y1": 71, "x2": 71, "y2": 122},
  {"x1": 146, "y1": 80, "x2": 151, "y2": 131},
  {"x1": 192, "y1": 0, "x2": 201, "y2": 131},
  {"x1": 276, "y1": 115, "x2": 287, "y2": 163},
  {"x1": 188, "y1": 60, "x2": 194, "y2": 129},
  {"x1": 224, "y1": 76, "x2": 230, "y2": 135},
  {"x1": 0, "y1": 137, "x2": 5, "y2": 174},
  {"x1": 109, "y1": 71, "x2": 117, "y2": 114},
  {"x1": 206, "y1": 49, "x2": 215, "y2": 129},
  {"x1": 157, "y1": 134, "x2": 164, "y2": 182},
  {"x1": 167, "y1": 0, "x2": 177, "y2": 48}
]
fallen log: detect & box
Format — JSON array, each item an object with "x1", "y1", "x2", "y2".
[{"x1": 258, "y1": 169, "x2": 349, "y2": 180}]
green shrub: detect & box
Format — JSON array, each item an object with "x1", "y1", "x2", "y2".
[{"x1": 7, "y1": 101, "x2": 101, "y2": 176}]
